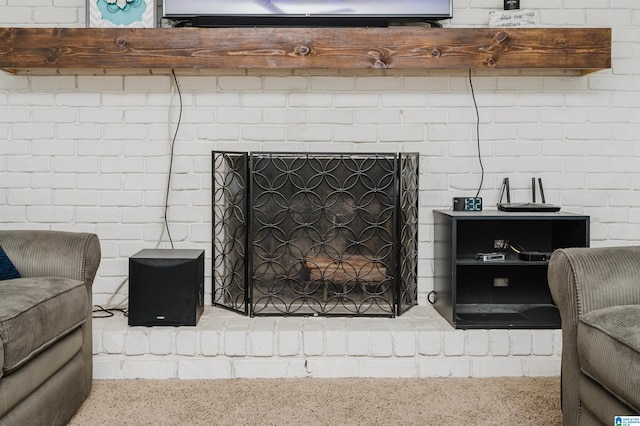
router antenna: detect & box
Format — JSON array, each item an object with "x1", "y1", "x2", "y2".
[
  {"x1": 538, "y1": 178, "x2": 546, "y2": 204},
  {"x1": 531, "y1": 177, "x2": 536, "y2": 203}
]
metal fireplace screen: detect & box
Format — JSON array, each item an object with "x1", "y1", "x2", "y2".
[{"x1": 212, "y1": 152, "x2": 418, "y2": 317}]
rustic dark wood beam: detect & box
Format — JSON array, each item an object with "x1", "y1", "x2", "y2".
[{"x1": 0, "y1": 27, "x2": 611, "y2": 72}]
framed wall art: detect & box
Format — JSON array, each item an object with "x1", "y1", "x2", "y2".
[{"x1": 87, "y1": 0, "x2": 156, "y2": 28}]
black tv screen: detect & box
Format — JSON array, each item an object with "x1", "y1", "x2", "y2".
[{"x1": 164, "y1": 0, "x2": 453, "y2": 27}]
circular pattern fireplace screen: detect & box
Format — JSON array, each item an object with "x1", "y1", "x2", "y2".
[{"x1": 212, "y1": 152, "x2": 418, "y2": 317}]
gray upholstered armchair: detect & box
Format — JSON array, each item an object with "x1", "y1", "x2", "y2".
[
  {"x1": 0, "y1": 230, "x2": 100, "y2": 426},
  {"x1": 548, "y1": 246, "x2": 640, "y2": 425}
]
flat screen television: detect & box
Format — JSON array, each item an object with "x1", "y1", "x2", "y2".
[{"x1": 164, "y1": 0, "x2": 453, "y2": 27}]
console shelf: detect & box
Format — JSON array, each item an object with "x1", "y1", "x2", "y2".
[
  {"x1": 0, "y1": 27, "x2": 610, "y2": 74},
  {"x1": 433, "y1": 210, "x2": 590, "y2": 329}
]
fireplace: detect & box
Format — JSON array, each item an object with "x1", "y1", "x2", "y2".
[{"x1": 212, "y1": 152, "x2": 419, "y2": 317}]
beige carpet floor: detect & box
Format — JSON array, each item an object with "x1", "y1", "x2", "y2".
[{"x1": 68, "y1": 377, "x2": 561, "y2": 425}]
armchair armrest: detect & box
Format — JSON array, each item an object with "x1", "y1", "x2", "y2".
[
  {"x1": 549, "y1": 246, "x2": 640, "y2": 321},
  {"x1": 0, "y1": 230, "x2": 101, "y2": 287}
]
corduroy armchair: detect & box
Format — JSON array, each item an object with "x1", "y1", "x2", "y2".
[
  {"x1": 0, "y1": 230, "x2": 100, "y2": 426},
  {"x1": 548, "y1": 246, "x2": 640, "y2": 425}
]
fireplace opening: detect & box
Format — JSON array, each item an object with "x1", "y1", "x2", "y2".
[{"x1": 212, "y1": 152, "x2": 419, "y2": 317}]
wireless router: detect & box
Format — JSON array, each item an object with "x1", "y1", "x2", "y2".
[{"x1": 497, "y1": 177, "x2": 560, "y2": 212}]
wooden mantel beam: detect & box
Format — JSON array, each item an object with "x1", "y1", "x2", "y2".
[{"x1": 0, "y1": 27, "x2": 611, "y2": 72}]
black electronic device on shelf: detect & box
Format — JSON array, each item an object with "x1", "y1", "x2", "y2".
[
  {"x1": 497, "y1": 177, "x2": 560, "y2": 212},
  {"x1": 164, "y1": 0, "x2": 453, "y2": 27}
]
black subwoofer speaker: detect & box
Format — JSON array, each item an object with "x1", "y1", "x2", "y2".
[{"x1": 128, "y1": 249, "x2": 204, "y2": 326}]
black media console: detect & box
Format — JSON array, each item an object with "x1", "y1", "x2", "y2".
[{"x1": 433, "y1": 210, "x2": 589, "y2": 329}]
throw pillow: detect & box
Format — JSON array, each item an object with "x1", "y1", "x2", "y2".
[{"x1": 0, "y1": 245, "x2": 21, "y2": 280}]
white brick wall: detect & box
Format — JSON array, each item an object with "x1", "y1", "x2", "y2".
[{"x1": 1, "y1": 4, "x2": 639, "y2": 308}]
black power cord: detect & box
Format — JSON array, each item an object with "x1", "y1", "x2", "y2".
[
  {"x1": 163, "y1": 69, "x2": 183, "y2": 249},
  {"x1": 93, "y1": 305, "x2": 128, "y2": 318},
  {"x1": 468, "y1": 69, "x2": 484, "y2": 198}
]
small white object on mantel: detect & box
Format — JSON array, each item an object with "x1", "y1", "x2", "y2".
[{"x1": 489, "y1": 9, "x2": 537, "y2": 28}]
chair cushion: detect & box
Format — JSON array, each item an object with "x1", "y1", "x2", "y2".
[
  {"x1": 0, "y1": 277, "x2": 87, "y2": 376},
  {"x1": 578, "y1": 305, "x2": 640, "y2": 412},
  {"x1": 0, "y1": 246, "x2": 20, "y2": 281}
]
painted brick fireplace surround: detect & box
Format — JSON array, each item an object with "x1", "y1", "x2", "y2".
[
  {"x1": 92, "y1": 306, "x2": 561, "y2": 379},
  {"x1": 1, "y1": 2, "x2": 636, "y2": 379}
]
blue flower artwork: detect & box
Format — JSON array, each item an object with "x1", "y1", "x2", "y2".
[{"x1": 96, "y1": 0, "x2": 147, "y2": 26}]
